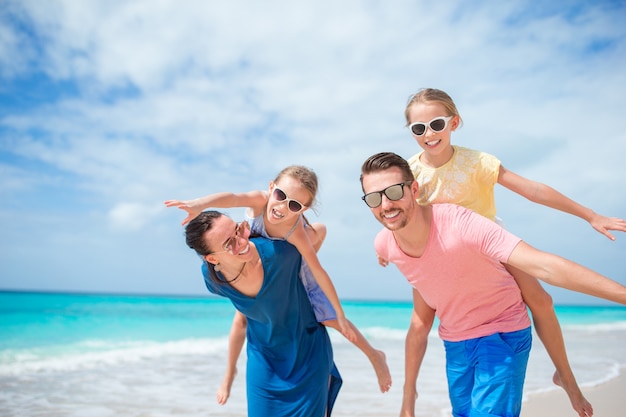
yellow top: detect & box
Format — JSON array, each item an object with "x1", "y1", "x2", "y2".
[{"x1": 407, "y1": 146, "x2": 501, "y2": 221}]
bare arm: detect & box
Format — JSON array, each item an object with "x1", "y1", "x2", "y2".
[
  {"x1": 223, "y1": 311, "x2": 246, "y2": 386},
  {"x1": 506, "y1": 241, "x2": 626, "y2": 305},
  {"x1": 216, "y1": 310, "x2": 247, "y2": 405},
  {"x1": 226, "y1": 311, "x2": 247, "y2": 373},
  {"x1": 498, "y1": 165, "x2": 626, "y2": 240},
  {"x1": 287, "y1": 223, "x2": 356, "y2": 341},
  {"x1": 400, "y1": 289, "x2": 435, "y2": 417},
  {"x1": 164, "y1": 190, "x2": 268, "y2": 225}
]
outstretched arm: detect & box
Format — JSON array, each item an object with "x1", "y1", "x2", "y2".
[
  {"x1": 164, "y1": 190, "x2": 268, "y2": 225},
  {"x1": 400, "y1": 289, "x2": 435, "y2": 417},
  {"x1": 506, "y1": 241, "x2": 626, "y2": 305},
  {"x1": 287, "y1": 223, "x2": 356, "y2": 342},
  {"x1": 498, "y1": 165, "x2": 626, "y2": 240}
]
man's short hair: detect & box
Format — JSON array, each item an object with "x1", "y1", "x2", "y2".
[{"x1": 360, "y1": 152, "x2": 414, "y2": 190}]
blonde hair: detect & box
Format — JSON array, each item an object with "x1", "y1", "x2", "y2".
[
  {"x1": 404, "y1": 88, "x2": 463, "y2": 128},
  {"x1": 274, "y1": 165, "x2": 318, "y2": 207}
]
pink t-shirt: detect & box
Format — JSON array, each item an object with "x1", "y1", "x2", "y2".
[{"x1": 375, "y1": 204, "x2": 530, "y2": 342}]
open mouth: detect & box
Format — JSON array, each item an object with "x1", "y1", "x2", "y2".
[
  {"x1": 271, "y1": 208, "x2": 285, "y2": 219},
  {"x1": 425, "y1": 139, "x2": 441, "y2": 147},
  {"x1": 237, "y1": 243, "x2": 250, "y2": 255},
  {"x1": 382, "y1": 209, "x2": 401, "y2": 219}
]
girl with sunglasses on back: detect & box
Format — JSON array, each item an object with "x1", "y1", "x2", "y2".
[
  {"x1": 165, "y1": 165, "x2": 392, "y2": 404},
  {"x1": 380, "y1": 87, "x2": 626, "y2": 417}
]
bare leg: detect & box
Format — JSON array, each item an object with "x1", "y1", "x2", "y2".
[
  {"x1": 506, "y1": 264, "x2": 593, "y2": 417},
  {"x1": 323, "y1": 318, "x2": 392, "y2": 393},
  {"x1": 217, "y1": 311, "x2": 247, "y2": 405},
  {"x1": 307, "y1": 225, "x2": 391, "y2": 391}
]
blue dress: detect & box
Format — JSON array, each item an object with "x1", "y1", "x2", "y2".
[
  {"x1": 203, "y1": 236, "x2": 342, "y2": 417},
  {"x1": 248, "y1": 213, "x2": 337, "y2": 322}
]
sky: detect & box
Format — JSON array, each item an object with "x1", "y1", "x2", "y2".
[{"x1": 1, "y1": 0, "x2": 625, "y2": 304}]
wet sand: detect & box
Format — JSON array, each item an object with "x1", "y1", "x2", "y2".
[{"x1": 521, "y1": 368, "x2": 626, "y2": 417}]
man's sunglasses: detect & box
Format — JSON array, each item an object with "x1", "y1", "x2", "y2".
[
  {"x1": 362, "y1": 182, "x2": 413, "y2": 208},
  {"x1": 272, "y1": 186, "x2": 307, "y2": 213},
  {"x1": 408, "y1": 116, "x2": 453, "y2": 136}
]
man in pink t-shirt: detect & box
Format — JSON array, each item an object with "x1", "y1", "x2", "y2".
[
  {"x1": 359, "y1": 152, "x2": 626, "y2": 417},
  {"x1": 374, "y1": 202, "x2": 531, "y2": 343}
]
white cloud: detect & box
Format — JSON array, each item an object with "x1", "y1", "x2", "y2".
[
  {"x1": 108, "y1": 202, "x2": 162, "y2": 231},
  {"x1": 1, "y1": 0, "x2": 625, "y2": 302}
]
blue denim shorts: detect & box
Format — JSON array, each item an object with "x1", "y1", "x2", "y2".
[{"x1": 443, "y1": 327, "x2": 532, "y2": 417}]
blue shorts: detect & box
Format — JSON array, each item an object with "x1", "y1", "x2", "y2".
[
  {"x1": 300, "y1": 261, "x2": 336, "y2": 322},
  {"x1": 443, "y1": 327, "x2": 532, "y2": 417}
]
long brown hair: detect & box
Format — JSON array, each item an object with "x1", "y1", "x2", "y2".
[{"x1": 185, "y1": 210, "x2": 229, "y2": 285}]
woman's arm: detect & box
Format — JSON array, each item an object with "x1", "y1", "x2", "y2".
[
  {"x1": 217, "y1": 311, "x2": 247, "y2": 405},
  {"x1": 227, "y1": 311, "x2": 247, "y2": 370},
  {"x1": 506, "y1": 241, "x2": 626, "y2": 305},
  {"x1": 164, "y1": 190, "x2": 268, "y2": 225},
  {"x1": 498, "y1": 165, "x2": 626, "y2": 240}
]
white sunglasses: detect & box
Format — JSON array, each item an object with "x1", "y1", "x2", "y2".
[{"x1": 408, "y1": 116, "x2": 453, "y2": 136}]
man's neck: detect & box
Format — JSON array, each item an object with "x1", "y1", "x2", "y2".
[{"x1": 393, "y1": 205, "x2": 432, "y2": 258}]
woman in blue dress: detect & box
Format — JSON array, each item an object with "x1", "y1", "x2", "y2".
[{"x1": 184, "y1": 210, "x2": 342, "y2": 416}]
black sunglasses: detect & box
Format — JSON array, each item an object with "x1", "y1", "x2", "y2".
[{"x1": 362, "y1": 182, "x2": 412, "y2": 208}]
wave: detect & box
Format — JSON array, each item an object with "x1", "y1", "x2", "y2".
[
  {"x1": 0, "y1": 336, "x2": 229, "y2": 376},
  {"x1": 327, "y1": 326, "x2": 443, "y2": 345},
  {"x1": 562, "y1": 320, "x2": 626, "y2": 332},
  {"x1": 0, "y1": 324, "x2": 423, "y2": 377}
]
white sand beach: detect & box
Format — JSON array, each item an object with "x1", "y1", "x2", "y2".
[{"x1": 521, "y1": 368, "x2": 626, "y2": 417}]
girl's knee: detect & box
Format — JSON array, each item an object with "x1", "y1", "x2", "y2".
[{"x1": 309, "y1": 223, "x2": 327, "y2": 249}]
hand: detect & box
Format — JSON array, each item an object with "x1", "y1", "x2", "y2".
[
  {"x1": 163, "y1": 199, "x2": 203, "y2": 226},
  {"x1": 336, "y1": 315, "x2": 357, "y2": 344},
  {"x1": 589, "y1": 212, "x2": 626, "y2": 241},
  {"x1": 377, "y1": 254, "x2": 389, "y2": 267}
]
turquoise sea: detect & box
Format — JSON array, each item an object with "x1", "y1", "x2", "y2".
[{"x1": 2, "y1": 291, "x2": 626, "y2": 417}]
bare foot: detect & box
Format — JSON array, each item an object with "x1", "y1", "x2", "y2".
[
  {"x1": 399, "y1": 388, "x2": 418, "y2": 416},
  {"x1": 216, "y1": 369, "x2": 237, "y2": 405},
  {"x1": 371, "y1": 350, "x2": 392, "y2": 393},
  {"x1": 553, "y1": 371, "x2": 594, "y2": 417}
]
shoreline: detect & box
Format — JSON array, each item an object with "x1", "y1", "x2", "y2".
[{"x1": 520, "y1": 367, "x2": 626, "y2": 417}]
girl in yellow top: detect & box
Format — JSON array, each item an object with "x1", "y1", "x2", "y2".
[{"x1": 390, "y1": 88, "x2": 626, "y2": 417}]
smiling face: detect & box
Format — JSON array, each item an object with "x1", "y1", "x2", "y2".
[
  {"x1": 361, "y1": 166, "x2": 417, "y2": 232},
  {"x1": 204, "y1": 215, "x2": 253, "y2": 265},
  {"x1": 265, "y1": 175, "x2": 312, "y2": 225},
  {"x1": 406, "y1": 101, "x2": 460, "y2": 167}
]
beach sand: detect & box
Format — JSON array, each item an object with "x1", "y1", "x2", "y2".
[{"x1": 521, "y1": 368, "x2": 626, "y2": 417}]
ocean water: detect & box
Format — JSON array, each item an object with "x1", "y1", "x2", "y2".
[{"x1": 1, "y1": 292, "x2": 626, "y2": 417}]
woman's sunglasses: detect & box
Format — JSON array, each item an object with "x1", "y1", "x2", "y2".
[
  {"x1": 408, "y1": 115, "x2": 453, "y2": 136},
  {"x1": 272, "y1": 186, "x2": 307, "y2": 213},
  {"x1": 362, "y1": 182, "x2": 412, "y2": 208},
  {"x1": 213, "y1": 220, "x2": 250, "y2": 255}
]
